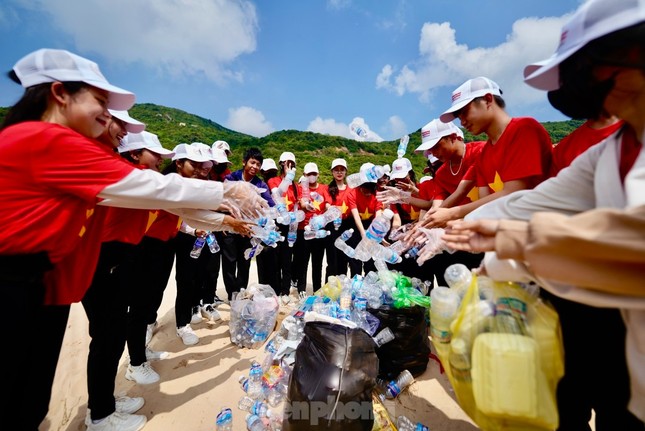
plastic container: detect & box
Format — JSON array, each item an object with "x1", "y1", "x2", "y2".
[
  {"x1": 190, "y1": 235, "x2": 205, "y2": 259},
  {"x1": 471, "y1": 333, "x2": 558, "y2": 428},
  {"x1": 444, "y1": 263, "x2": 471, "y2": 296},
  {"x1": 430, "y1": 286, "x2": 460, "y2": 343},
  {"x1": 385, "y1": 369, "x2": 414, "y2": 399},
  {"x1": 307, "y1": 206, "x2": 341, "y2": 231},
  {"x1": 448, "y1": 337, "x2": 471, "y2": 382},
  {"x1": 372, "y1": 327, "x2": 395, "y2": 347},
  {"x1": 396, "y1": 415, "x2": 429, "y2": 431},
  {"x1": 206, "y1": 232, "x2": 220, "y2": 253},
  {"x1": 215, "y1": 407, "x2": 233, "y2": 431},
  {"x1": 303, "y1": 229, "x2": 330, "y2": 240},
  {"x1": 397, "y1": 135, "x2": 409, "y2": 159}
]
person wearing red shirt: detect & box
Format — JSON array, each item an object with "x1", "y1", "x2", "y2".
[
  {"x1": 325, "y1": 158, "x2": 353, "y2": 278},
  {"x1": 293, "y1": 162, "x2": 331, "y2": 292},
  {"x1": 0, "y1": 48, "x2": 266, "y2": 430}
]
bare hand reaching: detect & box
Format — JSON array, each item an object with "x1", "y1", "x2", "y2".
[{"x1": 443, "y1": 219, "x2": 500, "y2": 253}]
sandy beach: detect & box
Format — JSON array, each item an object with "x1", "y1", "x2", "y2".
[{"x1": 41, "y1": 259, "x2": 483, "y2": 431}]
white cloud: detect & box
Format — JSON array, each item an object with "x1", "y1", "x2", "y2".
[
  {"x1": 387, "y1": 115, "x2": 408, "y2": 139},
  {"x1": 376, "y1": 15, "x2": 570, "y2": 111},
  {"x1": 16, "y1": 0, "x2": 258, "y2": 84},
  {"x1": 226, "y1": 106, "x2": 274, "y2": 137},
  {"x1": 307, "y1": 116, "x2": 384, "y2": 142}
]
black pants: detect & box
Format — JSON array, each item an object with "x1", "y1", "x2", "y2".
[
  {"x1": 542, "y1": 293, "x2": 643, "y2": 431},
  {"x1": 126, "y1": 236, "x2": 175, "y2": 366},
  {"x1": 292, "y1": 230, "x2": 326, "y2": 292},
  {"x1": 82, "y1": 242, "x2": 135, "y2": 421},
  {"x1": 0, "y1": 252, "x2": 67, "y2": 431},
  {"x1": 200, "y1": 231, "x2": 223, "y2": 305},
  {"x1": 257, "y1": 244, "x2": 280, "y2": 293},
  {"x1": 275, "y1": 224, "x2": 294, "y2": 295},
  {"x1": 220, "y1": 233, "x2": 252, "y2": 299}
]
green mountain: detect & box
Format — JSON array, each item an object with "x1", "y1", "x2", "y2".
[{"x1": 0, "y1": 103, "x2": 583, "y2": 184}]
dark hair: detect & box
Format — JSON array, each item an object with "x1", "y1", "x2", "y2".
[
  {"x1": 162, "y1": 160, "x2": 180, "y2": 175},
  {"x1": 262, "y1": 169, "x2": 278, "y2": 182},
  {"x1": 1, "y1": 81, "x2": 88, "y2": 131},
  {"x1": 328, "y1": 179, "x2": 339, "y2": 202},
  {"x1": 120, "y1": 149, "x2": 142, "y2": 165},
  {"x1": 407, "y1": 169, "x2": 417, "y2": 185},
  {"x1": 243, "y1": 147, "x2": 263, "y2": 164}
]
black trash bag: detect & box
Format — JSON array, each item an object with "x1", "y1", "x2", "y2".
[
  {"x1": 283, "y1": 321, "x2": 378, "y2": 431},
  {"x1": 368, "y1": 305, "x2": 430, "y2": 380}
]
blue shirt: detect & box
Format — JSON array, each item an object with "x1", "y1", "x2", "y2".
[{"x1": 226, "y1": 169, "x2": 275, "y2": 206}]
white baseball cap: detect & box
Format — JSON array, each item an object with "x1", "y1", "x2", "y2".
[
  {"x1": 524, "y1": 0, "x2": 645, "y2": 91},
  {"x1": 303, "y1": 162, "x2": 319, "y2": 174},
  {"x1": 331, "y1": 158, "x2": 347, "y2": 170},
  {"x1": 172, "y1": 143, "x2": 212, "y2": 162},
  {"x1": 416, "y1": 119, "x2": 464, "y2": 152},
  {"x1": 440, "y1": 77, "x2": 502, "y2": 123},
  {"x1": 118, "y1": 131, "x2": 174, "y2": 158},
  {"x1": 279, "y1": 151, "x2": 296, "y2": 163},
  {"x1": 212, "y1": 140, "x2": 231, "y2": 155},
  {"x1": 389, "y1": 158, "x2": 413, "y2": 180},
  {"x1": 358, "y1": 162, "x2": 377, "y2": 184},
  {"x1": 12, "y1": 48, "x2": 135, "y2": 110},
  {"x1": 211, "y1": 148, "x2": 231, "y2": 164},
  {"x1": 108, "y1": 110, "x2": 145, "y2": 133},
  {"x1": 261, "y1": 158, "x2": 278, "y2": 171}
]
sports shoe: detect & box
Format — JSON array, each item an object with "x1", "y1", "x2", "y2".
[
  {"x1": 126, "y1": 362, "x2": 160, "y2": 385},
  {"x1": 200, "y1": 304, "x2": 222, "y2": 322},
  {"x1": 145, "y1": 347, "x2": 169, "y2": 361},
  {"x1": 190, "y1": 306, "x2": 202, "y2": 324},
  {"x1": 85, "y1": 397, "x2": 145, "y2": 426},
  {"x1": 177, "y1": 325, "x2": 199, "y2": 346},
  {"x1": 145, "y1": 321, "x2": 158, "y2": 346},
  {"x1": 212, "y1": 295, "x2": 225, "y2": 305},
  {"x1": 86, "y1": 411, "x2": 146, "y2": 431}
]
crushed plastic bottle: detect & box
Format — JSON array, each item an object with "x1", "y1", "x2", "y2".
[
  {"x1": 397, "y1": 134, "x2": 410, "y2": 159},
  {"x1": 385, "y1": 369, "x2": 415, "y2": 399},
  {"x1": 215, "y1": 407, "x2": 233, "y2": 431},
  {"x1": 246, "y1": 413, "x2": 270, "y2": 431},
  {"x1": 396, "y1": 415, "x2": 429, "y2": 431},
  {"x1": 303, "y1": 229, "x2": 330, "y2": 240},
  {"x1": 307, "y1": 206, "x2": 342, "y2": 231}
]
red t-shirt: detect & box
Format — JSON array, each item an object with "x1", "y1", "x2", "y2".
[
  {"x1": 434, "y1": 141, "x2": 485, "y2": 204},
  {"x1": 327, "y1": 185, "x2": 353, "y2": 220},
  {"x1": 475, "y1": 117, "x2": 553, "y2": 193},
  {"x1": 268, "y1": 176, "x2": 299, "y2": 212},
  {"x1": 145, "y1": 210, "x2": 181, "y2": 242},
  {"x1": 347, "y1": 188, "x2": 383, "y2": 221},
  {"x1": 418, "y1": 179, "x2": 436, "y2": 202},
  {"x1": 551, "y1": 120, "x2": 625, "y2": 176},
  {"x1": 298, "y1": 183, "x2": 330, "y2": 229},
  {"x1": 0, "y1": 122, "x2": 134, "y2": 264}
]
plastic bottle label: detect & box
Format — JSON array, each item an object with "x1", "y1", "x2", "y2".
[{"x1": 387, "y1": 382, "x2": 401, "y2": 398}]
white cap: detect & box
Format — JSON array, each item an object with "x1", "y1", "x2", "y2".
[
  {"x1": 172, "y1": 143, "x2": 212, "y2": 162},
  {"x1": 303, "y1": 162, "x2": 319, "y2": 174},
  {"x1": 211, "y1": 148, "x2": 231, "y2": 164},
  {"x1": 419, "y1": 175, "x2": 433, "y2": 183},
  {"x1": 331, "y1": 158, "x2": 347, "y2": 170},
  {"x1": 118, "y1": 131, "x2": 174, "y2": 158},
  {"x1": 212, "y1": 140, "x2": 231, "y2": 155},
  {"x1": 108, "y1": 110, "x2": 145, "y2": 133},
  {"x1": 358, "y1": 162, "x2": 377, "y2": 184},
  {"x1": 389, "y1": 158, "x2": 413, "y2": 180},
  {"x1": 427, "y1": 153, "x2": 440, "y2": 164},
  {"x1": 382, "y1": 208, "x2": 394, "y2": 220},
  {"x1": 416, "y1": 119, "x2": 464, "y2": 152},
  {"x1": 279, "y1": 151, "x2": 296, "y2": 163},
  {"x1": 440, "y1": 77, "x2": 502, "y2": 123},
  {"x1": 524, "y1": 0, "x2": 645, "y2": 91},
  {"x1": 261, "y1": 158, "x2": 278, "y2": 171},
  {"x1": 12, "y1": 48, "x2": 135, "y2": 110}
]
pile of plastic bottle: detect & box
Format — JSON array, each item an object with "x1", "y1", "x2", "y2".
[{"x1": 229, "y1": 284, "x2": 280, "y2": 349}]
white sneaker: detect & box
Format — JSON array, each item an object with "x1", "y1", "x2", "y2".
[
  {"x1": 176, "y1": 325, "x2": 199, "y2": 346},
  {"x1": 145, "y1": 321, "x2": 158, "y2": 346},
  {"x1": 86, "y1": 412, "x2": 146, "y2": 431},
  {"x1": 200, "y1": 304, "x2": 222, "y2": 322},
  {"x1": 85, "y1": 397, "x2": 144, "y2": 426},
  {"x1": 126, "y1": 362, "x2": 160, "y2": 385},
  {"x1": 145, "y1": 347, "x2": 169, "y2": 361},
  {"x1": 190, "y1": 306, "x2": 202, "y2": 324}
]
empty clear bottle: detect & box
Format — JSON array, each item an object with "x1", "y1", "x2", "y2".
[
  {"x1": 396, "y1": 415, "x2": 429, "y2": 431},
  {"x1": 397, "y1": 135, "x2": 409, "y2": 159},
  {"x1": 244, "y1": 238, "x2": 264, "y2": 260},
  {"x1": 389, "y1": 239, "x2": 411, "y2": 256},
  {"x1": 287, "y1": 220, "x2": 298, "y2": 248},
  {"x1": 246, "y1": 413, "x2": 269, "y2": 431},
  {"x1": 350, "y1": 122, "x2": 368, "y2": 139},
  {"x1": 247, "y1": 361, "x2": 264, "y2": 400},
  {"x1": 334, "y1": 228, "x2": 356, "y2": 258},
  {"x1": 338, "y1": 286, "x2": 352, "y2": 321},
  {"x1": 307, "y1": 206, "x2": 342, "y2": 231},
  {"x1": 206, "y1": 232, "x2": 220, "y2": 253},
  {"x1": 333, "y1": 216, "x2": 342, "y2": 231},
  {"x1": 190, "y1": 235, "x2": 206, "y2": 259},
  {"x1": 365, "y1": 209, "x2": 394, "y2": 243},
  {"x1": 215, "y1": 407, "x2": 233, "y2": 431},
  {"x1": 299, "y1": 176, "x2": 311, "y2": 205},
  {"x1": 304, "y1": 229, "x2": 330, "y2": 240},
  {"x1": 385, "y1": 369, "x2": 415, "y2": 399},
  {"x1": 238, "y1": 396, "x2": 272, "y2": 418},
  {"x1": 277, "y1": 209, "x2": 305, "y2": 225},
  {"x1": 444, "y1": 263, "x2": 472, "y2": 296}
]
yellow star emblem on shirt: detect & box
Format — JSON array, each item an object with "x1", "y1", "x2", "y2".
[
  {"x1": 312, "y1": 200, "x2": 322, "y2": 211},
  {"x1": 360, "y1": 207, "x2": 373, "y2": 220},
  {"x1": 284, "y1": 195, "x2": 293, "y2": 209},
  {"x1": 467, "y1": 186, "x2": 479, "y2": 202},
  {"x1": 340, "y1": 201, "x2": 349, "y2": 215},
  {"x1": 409, "y1": 206, "x2": 420, "y2": 221},
  {"x1": 79, "y1": 208, "x2": 95, "y2": 237},
  {"x1": 146, "y1": 210, "x2": 159, "y2": 233},
  {"x1": 488, "y1": 172, "x2": 504, "y2": 193}
]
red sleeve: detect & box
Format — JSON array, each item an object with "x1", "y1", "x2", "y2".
[{"x1": 346, "y1": 188, "x2": 357, "y2": 210}]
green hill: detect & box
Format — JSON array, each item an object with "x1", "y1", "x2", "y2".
[{"x1": 0, "y1": 103, "x2": 583, "y2": 184}]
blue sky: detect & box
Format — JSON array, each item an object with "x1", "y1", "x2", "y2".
[{"x1": 0, "y1": 0, "x2": 585, "y2": 141}]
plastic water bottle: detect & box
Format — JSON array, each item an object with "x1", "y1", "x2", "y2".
[
  {"x1": 372, "y1": 327, "x2": 395, "y2": 347},
  {"x1": 365, "y1": 209, "x2": 394, "y2": 243},
  {"x1": 385, "y1": 369, "x2": 415, "y2": 399},
  {"x1": 365, "y1": 164, "x2": 390, "y2": 183},
  {"x1": 444, "y1": 263, "x2": 472, "y2": 297},
  {"x1": 350, "y1": 122, "x2": 368, "y2": 139},
  {"x1": 338, "y1": 287, "x2": 352, "y2": 321},
  {"x1": 190, "y1": 235, "x2": 206, "y2": 259},
  {"x1": 246, "y1": 413, "x2": 269, "y2": 431},
  {"x1": 244, "y1": 238, "x2": 264, "y2": 260},
  {"x1": 270, "y1": 191, "x2": 290, "y2": 224},
  {"x1": 247, "y1": 361, "x2": 264, "y2": 400},
  {"x1": 371, "y1": 243, "x2": 402, "y2": 264},
  {"x1": 396, "y1": 415, "x2": 429, "y2": 431},
  {"x1": 276, "y1": 209, "x2": 305, "y2": 225},
  {"x1": 275, "y1": 169, "x2": 295, "y2": 196},
  {"x1": 389, "y1": 239, "x2": 410, "y2": 256},
  {"x1": 287, "y1": 221, "x2": 298, "y2": 248},
  {"x1": 345, "y1": 173, "x2": 363, "y2": 188},
  {"x1": 449, "y1": 337, "x2": 472, "y2": 382},
  {"x1": 215, "y1": 407, "x2": 233, "y2": 431},
  {"x1": 333, "y1": 216, "x2": 342, "y2": 230},
  {"x1": 404, "y1": 246, "x2": 420, "y2": 260},
  {"x1": 397, "y1": 135, "x2": 409, "y2": 159},
  {"x1": 304, "y1": 229, "x2": 330, "y2": 240},
  {"x1": 430, "y1": 286, "x2": 460, "y2": 343},
  {"x1": 299, "y1": 176, "x2": 311, "y2": 204},
  {"x1": 239, "y1": 375, "x2": 249, "y2": 392},
  {"x1": 352, "y1": 297, "x2": 370, "y2": 332},
  {"x1": 238, "y1": 396, "x2": 272, "y2": 418},
  {"x1": 307, "y1": 206, "x2": 342, "y2": 231},
  {"x1": 206, "y1": 232, "x2": 220, "y2": 253}
]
